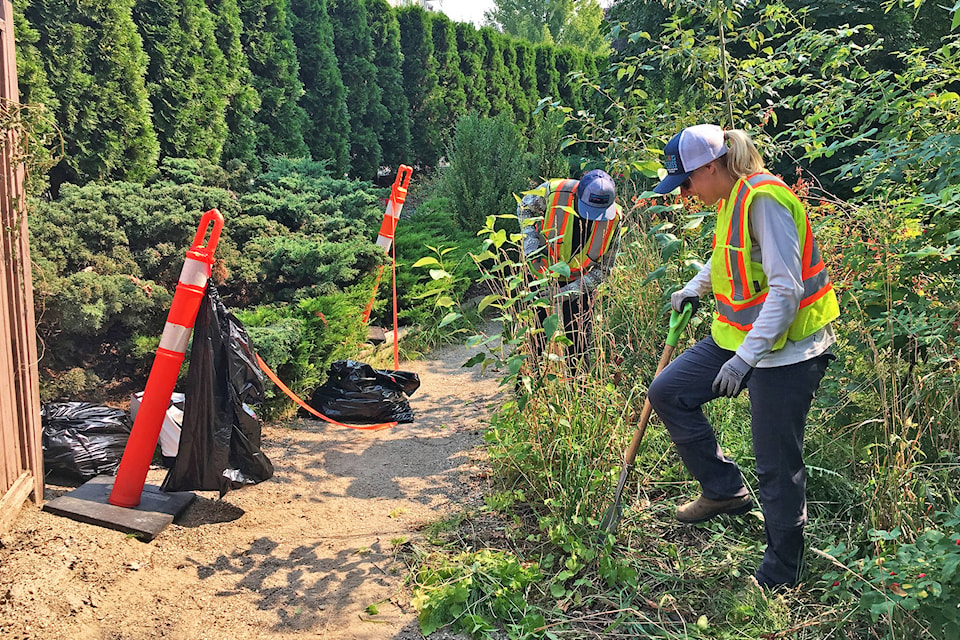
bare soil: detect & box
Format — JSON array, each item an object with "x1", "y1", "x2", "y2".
[{"x1": 0, "y1": 333, "x2": 503, "y2": 640}]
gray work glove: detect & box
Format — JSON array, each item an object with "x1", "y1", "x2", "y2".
[
  {"x1": 671, "y1": 289, "x2": 700, "y2": 314},
  {"x1": 555, "y1": 281, "x2": 584, "y2": 299},
  {"x1": 712, "y1": 354, "x2": 753, "y2": 398}
]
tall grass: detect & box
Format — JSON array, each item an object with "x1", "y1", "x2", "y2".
[{"x1": 811, "y1": 197, "x2": 960, "y2": 538}]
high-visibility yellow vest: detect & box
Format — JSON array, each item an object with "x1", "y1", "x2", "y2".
[
  {"x1": 710, "y1": 172, "x2": 839, "y2": 351},
  {"x1": 530, "y1": 179, "x2": 621, "y2": 282}
]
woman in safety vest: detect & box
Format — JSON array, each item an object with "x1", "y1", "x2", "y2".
[
  {"x1": 647, "y1": 124, "x2": 839, "y2": 588},
  {"x1": 517, "y1": 169, "x2": 622, "y2": 369}
]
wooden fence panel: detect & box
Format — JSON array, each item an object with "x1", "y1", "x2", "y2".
[{"x1": 0, "y1": 0, "x2": 44, "y2": 535}]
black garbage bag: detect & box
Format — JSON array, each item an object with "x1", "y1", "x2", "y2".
[
  {"x1": 162, "y1": 284, "x2": 273, "y2": 497},
  {"x1": 41, "y1": 403, "x2": 131, "y2": 481},
  {"x1": 306, "y1": 360, "x2": 421, "y2": 424}
]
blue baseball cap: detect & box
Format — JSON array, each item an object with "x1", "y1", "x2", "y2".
[
  {"x1": 653, "y1": 124, "x2": 728, "y2": 194},
  {"x1": 577, "y1": 169, "x2": 617, "y2": 221}
]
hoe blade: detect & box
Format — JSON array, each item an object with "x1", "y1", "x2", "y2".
[{"x1": 599, "y1": 463, "x2": 633, "y2": 535}]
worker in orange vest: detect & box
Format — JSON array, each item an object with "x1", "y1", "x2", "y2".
[{"x1": 517, "y1": 169, "x2": 622, "y2": 370}]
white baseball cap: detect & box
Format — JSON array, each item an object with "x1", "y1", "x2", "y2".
[{"x1": 653, "y1": 124, "x2": 728, "y2": 194}]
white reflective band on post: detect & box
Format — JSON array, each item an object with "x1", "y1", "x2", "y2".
[
  {"x1": 375, "y1": 200, "x2": 402, "y2": 251},
  {"x1": 178, "y1": 257, "x2": 211, "y2": 288},
  {"x1": 385, "y1": 200, "x2": 400, "y2": 219},
  {"x1": 159, "y1": 322, "x2": 193, "y2": 353}
]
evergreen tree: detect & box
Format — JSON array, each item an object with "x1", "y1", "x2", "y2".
[
  {"x1": 12, "y1": 4, "x2": 54, "y2": 112},
  {"x1": 430, "y1": 12, "x2": 466, "y2": 157},
  {"x1": 534, "y1": 43, "x2": 560, "y2": 101},
  {"x1": 329, "y1": 0, "x2": 387, "y2": 179},
  {"x1": 479, "y1": 28, "x2": 511, "y2": 118},
  {"x1": 24, "y1": 0, "x2": 159, "y2": 191},
  {"x1": 554, "y1": 46, "x2": 582, "y2": 111},
  {"x1": 206, "y1": 0, "x2": 261, "y2": 170},
  {"x1": 574, "y1": 51, "x2": 604, "y2": 117},
  {"x1": 454, "y1": 22, "x2": 489, "y2": 116},
  {"x1": 515, "y1": 41, "x2": 541, "y2": 124},
  {"x1": 239, "y1": 0, "x2": 310, "y2": 159},
  {"x1": 397, "y1": 6, "x2": 441, "y2": 169},
  {"x1": 366, "y1": 0, "x2": 411, "y2": 171},
  {"x1": 529, "y1": 108, "x2": 572, "y2": 181},
  {"x1": 291, "y1": 0, "x2": 350, "y2": 174},
  {"x1": 12, "y1": 5, "x2": 58, "y2": 195},
  {"x1": 440, "y1": 113, "x2": 528, "y2": 232},
  {"x1": 501, "y1": 41, "x2": 531, "y2": 133},
  {"x1": 134, "y1": 0, "x2": 228, "y2": 162}
]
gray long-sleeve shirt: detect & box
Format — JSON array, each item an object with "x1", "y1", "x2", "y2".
[{"x1": 683, "y1": 195, "x2": 835, "y2": 368}]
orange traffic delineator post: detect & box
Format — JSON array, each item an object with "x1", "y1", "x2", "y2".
[
  {"x1": 108, "y1": 209, "x2": 224, "y2": 508},
  {"x1": 375, "y1": 165, "x2": 413, "y2": 253},
  {"x1": 362, "y1": 165, "x2": 413, "y2": 324}
]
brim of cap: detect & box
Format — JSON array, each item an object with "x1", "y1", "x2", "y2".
[
  {"x1": 577, "y1": 201, "x2": 617, "y2": 221},
  {"x1": 653, "y1": 172, "x2": 690, "y2": 195}
]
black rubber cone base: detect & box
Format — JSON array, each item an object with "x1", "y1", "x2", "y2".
[{"x1": 42, "y1": 475, "x2": 195, "y2": 541}]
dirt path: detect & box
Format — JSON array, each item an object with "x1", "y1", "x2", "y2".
[{"x1": 0, "y1": 332, "x2": 503, "y2": 640}]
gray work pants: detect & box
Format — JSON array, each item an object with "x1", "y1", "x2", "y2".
[{"x1": 647, "y1": 335, "x2": 833, "y2": 586}]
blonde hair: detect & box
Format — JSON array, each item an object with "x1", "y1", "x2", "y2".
[{"x1": 719, "y1": 129, "x2": 764, "y2": 178}]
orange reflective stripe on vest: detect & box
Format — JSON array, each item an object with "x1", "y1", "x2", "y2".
[
  {"x1": 711, "y1": 173, "x2": 839, "y2": 348},
  {"x1": 542, "y1": 179, "x2": 578, "y2": 265},
  {"x1": 538, "y1": 179, "x2": 619, "y2": 279}
]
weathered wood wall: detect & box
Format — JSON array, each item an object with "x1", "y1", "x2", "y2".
[{"x1": 0, "y1": 0, "x2": 44, "y2": 535}]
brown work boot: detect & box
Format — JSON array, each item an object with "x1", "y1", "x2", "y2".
[{"x1": 676, "y1": 494, "x2": 753, "y2": 524}]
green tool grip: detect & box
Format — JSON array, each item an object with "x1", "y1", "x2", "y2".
[{"x1": 665, "y1": 302, "x2": 694, "y2": 348}]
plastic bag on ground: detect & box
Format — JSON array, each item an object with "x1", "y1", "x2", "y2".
[
  {"x1": 306, "y1": 360, "x2": 421, "y2": 424},
  {"x1": 161, "y1": 284, "x2": 273, "y2": 497},
  {"x1": 41, "y1": 403, "x2": 131, "y2": 481},
  {"x1": 130, "y1": 391, "x2": 184, "y2": 467}
]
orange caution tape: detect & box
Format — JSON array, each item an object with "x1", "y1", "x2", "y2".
[
  {"x1": 255, "y1": 353, "x2": 397, "y2": 431},
  {"x1": 361, "y1": 264, "x2": 385, "y2": 324}
]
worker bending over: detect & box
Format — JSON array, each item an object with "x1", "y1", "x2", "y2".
[{"x1": 517, "y1": 169, "x2": 622, "y2": 369}]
